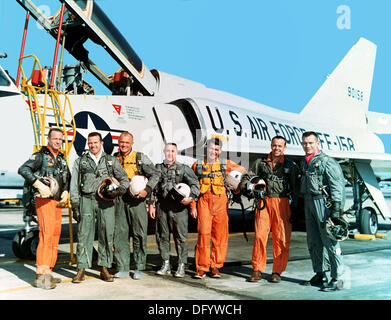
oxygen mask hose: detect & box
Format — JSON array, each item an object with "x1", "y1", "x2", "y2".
[{"x1": 253, "y1": 187, "x2": 266, "y2": 211}]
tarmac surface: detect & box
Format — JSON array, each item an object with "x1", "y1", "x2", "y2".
[{"x1": 0, "y1": 196, "x2": 390, "y2": 307}]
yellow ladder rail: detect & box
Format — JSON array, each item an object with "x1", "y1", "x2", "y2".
[{"x1": 19, "y1": 54, "x2": 77, "y2": 264}]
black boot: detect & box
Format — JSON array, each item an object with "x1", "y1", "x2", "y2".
[
  {"x1": 301, "y1": 272, "x2": 328, "y2": 287},
  {"x1": 321, "y1": 278, "x2": 343, "y2": 292}
]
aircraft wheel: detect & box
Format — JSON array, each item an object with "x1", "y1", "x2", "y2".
[
  {"x1": 12, "y1": 231, "x2": 26, "y2": 259},
  {"x1": 21, "y1": 229, "x2": 39, "y2": 259},
  {"x1": 359, "y1": 207, "x2": 378, "y2": 235}
]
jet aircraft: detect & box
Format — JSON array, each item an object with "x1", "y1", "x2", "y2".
[{"x1": 2, "y1": 0, "x2": 391, "y2": 257}]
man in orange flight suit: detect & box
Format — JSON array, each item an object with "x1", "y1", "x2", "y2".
[
  {"x1": 190, "y1": 138, "x2": 246, "y2": 279},
  {"x1": 18, "y1": 128, "x2": 71, "y2": 289},
  {"x1": 239, "y1": 136, "x2": 300, "y2": 283}
]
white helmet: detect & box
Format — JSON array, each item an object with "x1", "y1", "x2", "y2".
[
  {"x1": 225, "y1": 170, "x2": 243, "y2": 191},
  {"x1": 170, "y1": 183, "x2": 191, "y2": 202},
  {"x1": 248, "y1": 176, "x2": 267, "y2": 210},
  {"x1": 248, "y1": 176, "x2": 266, "y2": 192},
  {"x1": 129, "y1": 175, "x2": 148, "y2": 197}
]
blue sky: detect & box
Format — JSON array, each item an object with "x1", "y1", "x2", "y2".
[{"x1": 1, "y1": 0, "x2": 390, "y2": 152}]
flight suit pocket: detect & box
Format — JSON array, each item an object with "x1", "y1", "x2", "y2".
[
  {"x1": 308, "y1": 174, "x2": 321, "y2": 194},
  {"x1": 80, "y1": 197, "x2": 92, "y2": 218},
  {"x1": 97, "y1": 168, "x2": 109, "y2": 178},
  {"x1": 301, "y1": 170, "x2": 322, "y2": 196}
]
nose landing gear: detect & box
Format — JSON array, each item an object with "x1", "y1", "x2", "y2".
[
  {"x1": 12, "y1": 213, "x2": 39, "y2": 260},
  {"x1": 12, "y1": 224, "x2": 39, "y2": 259},
  {"x1": 358, "y1": 207, "x2": 378, "y2": 235}
]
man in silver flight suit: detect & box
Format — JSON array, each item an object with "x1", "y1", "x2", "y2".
[
  {"x1": 148, "y1": 143, "x2": 200, "y2": 278},
  {"x1": 70, "y1": 132, "x2": 129, "y2": 283},
  {"x1": 113, "y1": 131, "x2": 160, "y2": 280},
  {"x1": 300, "y1": 131, "x2": 345, "y2": 291}
]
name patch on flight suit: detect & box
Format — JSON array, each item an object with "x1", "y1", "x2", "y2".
[{"x1": 47, "y1": 157, "x2": 55, "y2": 167}]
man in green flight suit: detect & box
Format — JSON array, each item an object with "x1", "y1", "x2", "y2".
[
  {"x1": 148, "y1": 143, "x2": 200, "y2": 278},
  {"x1": 113, "y1": 131, "x2": 160, "y2": 280},
  {"x1": 300, "y1": 131, "x2": 345, "y2": 292},
  {"x1": 70, "y1": 132, "x2": 129, "y2": 283}
]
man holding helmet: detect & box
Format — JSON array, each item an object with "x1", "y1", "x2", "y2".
[
  {"x1": 191, "y1": 138, "x2": 246, "y2": 279},
  {"x1": 70, "y1": 132, "x2": 129, "y2": 283},
  {"x1": 113, "y1": 131, "x2": 160, "y2": 280},
  {"x1": 239, "y1": 135, "x2": 300, "y2": 283},
  {"x1": 148, "y1": 143, "x2": 200, "y2": 278},
  {"x1": 300, "y1": 131, "x2": 346, "y2": 292},
  {"x1": 18, "y1": 128, "x2": 71, "y2": 289}
]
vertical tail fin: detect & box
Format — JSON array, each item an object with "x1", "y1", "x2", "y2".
[{"x1": 300, "y1": 38, "x2": 377, "y2": 126}]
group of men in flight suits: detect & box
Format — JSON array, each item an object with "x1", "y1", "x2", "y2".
[{"x1": 18, "y1": 128, "x2": 346, "y2": 293}]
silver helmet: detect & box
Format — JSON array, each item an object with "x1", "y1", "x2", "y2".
[
  {"x1": 97, "y1": 177, "x2": 120, "y2": 201},
  {"x1": 326, "y1": 216, "x2": 349, "y2": 241},
  {"x1": 41, "y1": 177, "x2": 59, "y2": 195}
]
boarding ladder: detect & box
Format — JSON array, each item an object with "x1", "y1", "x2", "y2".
[{"x1": 18, "y1": 54, "x2": 77, "y2": 264}]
